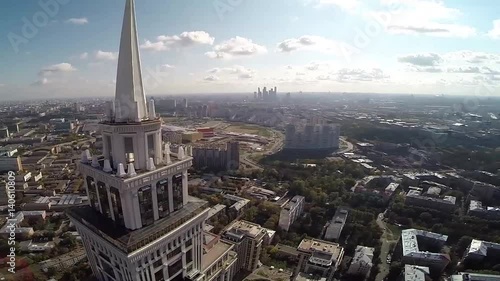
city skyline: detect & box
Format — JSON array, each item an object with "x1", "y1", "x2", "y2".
[{"x1": 1, "y1": 0, "x2": 500, "y2": 100}]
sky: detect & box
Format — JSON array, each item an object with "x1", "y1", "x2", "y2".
[{"x1": 0, "y1": 0, "x2": 499, "y2": 100}]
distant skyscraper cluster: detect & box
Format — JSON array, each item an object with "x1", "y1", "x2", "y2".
[{"x1": 254, "y1": 86, "x2": 278, "y2": 102}]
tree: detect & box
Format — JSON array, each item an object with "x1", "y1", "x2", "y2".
[{"x1": 419, "y1": 212, "x2": 432, "y2": 222}]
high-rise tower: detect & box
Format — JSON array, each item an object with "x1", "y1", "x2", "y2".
[{"x1": 66, "y1": 1, "x2": 209, "y2": 281}]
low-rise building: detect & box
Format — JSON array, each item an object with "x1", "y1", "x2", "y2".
[
  {"x1": 450, "y1": 272, "x2": 500, "y2": 281},
  {"x1": 279, "y1": 195, "x2": 305, "y2": 231},
  {"x1": 294, "y1": 238, "x2": 344, "y2": 281},
  {"x1": 347, "y1": 246, "x2": 374, "y2": 277},
  {"x1": 404, "y1": 265, "x2": 430, "y2": 281},
  {"x1": 324, "y1": 207, "x2": 348, "y2": 241},
  {"x1": 19, "y1": 240, "x2": 55, "y2": 252},
  {"x1": 405, "y1": 190, "x2": 456, "y2": 212},
  {"x1": 398, "y1": 229, "x2": 450, "y2": 273},
  {"x1": 468, "y1": 200, "x2": 500, "y2": 220},
  {"x1": 464, "y1": 239, "x2": 500, "y2": 262}
]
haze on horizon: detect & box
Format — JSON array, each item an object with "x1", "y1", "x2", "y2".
[{"x1": 1, "y1": 0, "x2": 500, "y2": 100}]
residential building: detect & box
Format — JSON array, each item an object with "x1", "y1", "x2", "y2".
[
  {"x1": 0, "y1": 156, "x2": 22, "y2": 172},
  {"x1": 222, "y1": 220, "x2": 266, "y2": 273},
  {"x1": 405, "y1": 190, "x2": 457, "y2": 212},
  {"x1": 201, "y1": 233, "x2": 237, "y2": 281},
  {"x1": 398, "y1": 229, "x2": 450, "y2": 273},
  {"x1": 19, "y1": 240, "x2": 55, "y2": 253},
  {"x1": 347, "y1": 246, "x2": 374, "y2": 277},
  {"x1": 294, "y1": 238, "x2": 344, "y2": 281},
  {"x1": 468, "y1": 200, "x2": 500, "y2": 220},
  {"x1": 450, "y1": 272, "x2": 500, "y2": 281},
  {"x1": 463, "y1": 239, "x2": 500, "y2": 262},
  {"x1": 193, "y1": 142, "x2": 240, "y2": 172},
  {"x1": 324, "y1": 207, "x2": 348, "y2": 241},
  {"x1": 278, "y1": 195, "x2": 305, "y2": 231},
  {"x1": 404, "y1": 265, "x2": 430, "y2": 281},
  {"x1": 285, "y1": 123, "x2": 339, "y2": 151},
  {"x1": 65, "y1": 1, "x2": 211, "y2": 281}
]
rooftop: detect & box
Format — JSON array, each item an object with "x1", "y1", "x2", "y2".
[
  {"x1": 66, "y1": 199, "x2": 208, "y2": 254},
  {"x1": 298, "y1": 238, "x2": 343, "y2": 256},
  {"x1": 202, "y1": 239, "x2": 233, "y2": 270},
  {"x1": 466, "y1": 239, "x2": 500, "y2": 257},
  {"x1": 404, "y1": 265, "x2": 429, "y2": 281},
  {"x1": 226, "y1": 220, "x2": 266, "y2": 239},
  {"x1": 401, "y1": 229, "x2": 449, "y2": 261}
]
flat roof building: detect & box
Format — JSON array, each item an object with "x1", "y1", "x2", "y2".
[
  {"x1": 398, "y1": 229, "x2": 450, "y2": 274},
  {"x1": 324, "y1": 207, "x2": 348, "y2": 241},
  {"x1": 279, "y1": 195, "x2": 305, "y2": 232},
  {"x1": 294, "y1": 238, "x2": 344, "y2": 281}
]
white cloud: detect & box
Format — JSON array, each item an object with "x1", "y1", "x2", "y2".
[
  {"x1": 79, "y1": 52, "x2": 88, "y2": 60},
  {"x1": 141, "y1": 31, "x2": 214, "y2": 52},
  {"x1": 205, "y1": 37, "x2": 267, "y2": 59},
  {"x1": 160, "y1": 64, "x2": 175, "y2": 71},
  {"x1": 206, "y1": 66, "x2": 255, "y2": 79},
  {"x1": 95, "y1": 50, "x2": 118, "y2": 61},
  {"x1": 314, "y1": 0, "x2": 360, "y2": 12},
  {"x1": 370, "y1": 0, "x2": 476, "y2": 38},
  {"x1": 487, "y1": 19, "x2": 500, "y2": 39},
  {"x1": 66, "y1": 18, "x2": 88, "y2": 25},
  {"x1": 204, "y1": 75, "x2": 219, "y2": 81},
  {"x1": 0, "y1": 84, "x2": 5, "y2": 87},
  {"x1": 336, "y1": 68, "x2": 389, "y2": 82},
  {"x1": 276, "y1": 35, "x2": 350, "y2": 54},
  {"x1": 31, "y1": 78, "x2": 50, "y2": 86},
  {"x1": 398, "y1": 53, "x2": 442, "y2": 66},
  {"x1": 39, "y1": 63, "x2": 76, "y2": 76}
]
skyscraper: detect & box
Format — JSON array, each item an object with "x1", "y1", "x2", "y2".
[{"x1": 66, "y1": 1, "x2": 209, "y2": 280}]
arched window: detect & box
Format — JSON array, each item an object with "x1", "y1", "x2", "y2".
[
  {"x1": 97, "y1": 181, "x2": 111, "y2": 218},
  {"x1": 86, "y1": 176, "x2": 99, "y2": 211},
  {"x1": 172, "y1": 174, "x2": 183, "y2": 211},
  {"x1": 138, "y1": 185, "x2": 154, "y2": 226},
  {"x1": 110, "y1": 186, "x2": 124, "y2": 226},
  {"x1": 156, "y1": 179, "x2": 170, "y2": 218}
]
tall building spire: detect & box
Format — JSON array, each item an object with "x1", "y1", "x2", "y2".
[{"x1": 114, "y1": 0, "x2": 148, "y2": 122}]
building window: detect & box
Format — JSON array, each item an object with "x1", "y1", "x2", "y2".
[
  {"x1": 168, "y1": 259, "x2": 183, "y2": 277},
  {"x1": 124, "y1": 137, "x2": 134, "y2": 162},
  {"x1": 167, "y1": 246, "x2": 182, "y2": 259},
  {"x1": 156, "y1": 179, "x2": 170, "y2": 218},
  {"x1": 110, "y1": 186, "x2": 124, "y2": 226},
  {"x1": 97, "y1": 182, "x2": 111, "y2": 218},
  {"x1": 138, "y1": 185, "x2": 154, "y2": 226},
  {"x1": 172, "y1": 174, "x2": 183, "y2": 211},
  {"x1": 155, "y1": 269, "x2": 165, "y2": 281},
  {"x1": 186, "y1": 249, "x2": 193, "y2": 264},
  {"x1": 186, "y1": 239, "x2": 192, "y2": 247},
  {"x1": 153, "y1": 258, "x2": 163, "y2": 269},
  {"x1": 147, "y1": 134, "x2": 155, "y2": 159},
  {"x1": 86, "y1": 176, "x2": 99, "y2": 211}
]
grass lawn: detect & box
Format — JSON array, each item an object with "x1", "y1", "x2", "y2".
[
  {"x1": 226, "y1": 123, "x2": 272, "y2": 137},
  {"x1": 386, "y1": 223, "x2": 402, "y2": 240}
]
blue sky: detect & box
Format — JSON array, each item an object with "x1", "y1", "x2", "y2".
[{"x1": 0, "y1": 0, "x2": 499, "y2": 100}]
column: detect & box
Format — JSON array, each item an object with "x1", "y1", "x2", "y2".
[
  {"x1": 95, "y1": 182, "x2": 103, "y2": 214},
  {"x1": 83, "y1": 176, "x2": 90, "y2": 207},
  {"x1": 103, "y1": 134, "x2": 110, "y2": 159},
  {"x1": 168, "y1": 176, "x2": 174, "y2": 213},
  {"x1": 155, "y1": 131, "x2": 162, "y2": 165},
  {"x1": 133, "y1": 190, "x2": 143, "y2": 229},
  {"x1": 182, "y1": 171, "x2": 188, "y2": 205},
  {"x1": 106, "y1": 184, "x2": 115, "y2": 221},
  {"x1": 151, "y1": 180, "x2": 159, "y2": 221}
]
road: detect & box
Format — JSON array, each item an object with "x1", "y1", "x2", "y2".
[
  {"x1": 375, "y1": 213, "x2": 397, "y2": 281},
  {"x1": 335, "y1": 137, "x2": 354, "y2": 155}
]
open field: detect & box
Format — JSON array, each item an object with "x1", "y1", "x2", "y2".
[{"x1": 225, "y1": 123, "x2": 272, "y2": 137}]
